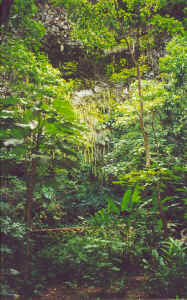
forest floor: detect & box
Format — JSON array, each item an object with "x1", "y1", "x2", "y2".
[{"x1": 38, "y1": 275, "x2": 147, "y2": 299}]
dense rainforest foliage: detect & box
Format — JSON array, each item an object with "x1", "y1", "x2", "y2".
[{"x1": 0, "y1": 0, "x2": 186, "y2": 299}]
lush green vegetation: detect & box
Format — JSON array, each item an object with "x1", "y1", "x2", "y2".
[{"x1": 0, "y1": 0, "x2": 186, "y2": 299}]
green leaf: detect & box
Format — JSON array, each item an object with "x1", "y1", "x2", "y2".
[
  {"x1": 53, "y1": 98, "x2": 74, "y2": 121},
  {"x1": 131, "y1": 184, "x2": 140, "y2": 203},
  {"x1": 157, "y1": 219, "x2": 163, "y2": 230},
  {"x1": 107, "y1": 199, "x2": 120, "y2": 215},
  {"x1": 0, "y1": 96, "x2": 20, "y2": 105},
  {"x1": 121, "y1": 188, "x2": 132, "y2": 212},
  {"x1": 111, "y1": 266, "x2": 120, "y2": 271},
  {"x1": 45, "y1": 122, "x2": 58, "y2": 135}
]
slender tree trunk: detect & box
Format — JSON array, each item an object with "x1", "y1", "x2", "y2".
[
  {"x1": 0, "y1": 0, "x2": 13, "y2": 26},
  {"x1": 24, "y1": 125, "x2": 42, "y2": 283},
  {"x1": 124, "y1": 36, "x2": 151, "y2": 168},
  {"x1": 136, "y1": 63, "x2": 151, "y2": 168},
  {"x1": 138, "y1": 113, "x2": 151, "y2": 168}
]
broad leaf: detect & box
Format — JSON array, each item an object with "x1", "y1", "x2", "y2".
[{"x1": 121, "y1": 188, "x2": 132, "y2": 212}]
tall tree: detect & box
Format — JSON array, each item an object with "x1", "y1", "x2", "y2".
[
  {"x1": 0, "y1": 0, "x2": 13, "y2": 26},
  {"x1": 0, "y1": 38, "x2": 82, "y2": 280}
]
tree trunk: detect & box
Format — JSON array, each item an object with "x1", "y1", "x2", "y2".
[
  {"x1": 138, "y1": 113, "x2": 151, "y2": 168},
  {"x1": 124, "y1": 36, "x2": 151, "y2": 168},
  {"x1": 0, "y1": 0, "x2": 13, "y2": 26},
  {"x1": 136, "y1": 66, "x2": 151, "y2": 168}
]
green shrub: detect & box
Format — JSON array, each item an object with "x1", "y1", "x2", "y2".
[
  {"x1": 40, "y1": 224, "x2": 128, "y2": 287},
  {"x1": 39, "y1": 208, "x2": 162, "y2": 287},
  {"x1": 0, "y1": 208, "x2": 25, "y2": 297},
  {"x1": 143, "y1": 238, "x2": 187, "y2": 297}
]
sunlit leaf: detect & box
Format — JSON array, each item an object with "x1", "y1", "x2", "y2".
[
  {"x1": 4, "y1": 139, "x2": 24, "y2": 146},
  {"x1": 121, "y1": 188, "x2": 132, "y2": 212}
]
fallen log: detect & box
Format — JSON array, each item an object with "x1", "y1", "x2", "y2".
[{"x1": 32, "y1": 226, "x2": 88, "y2": 233}]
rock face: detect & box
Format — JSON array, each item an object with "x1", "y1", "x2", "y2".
[
  {"x1": 36, "y1": 2, "x2": 71, "y2": 61},
  {"x1": 34, "y1": 2, "x2": 128, "y2": 79},
  {"x1": 35, "y1": 1, "x2": 96, "y2": 76}
]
